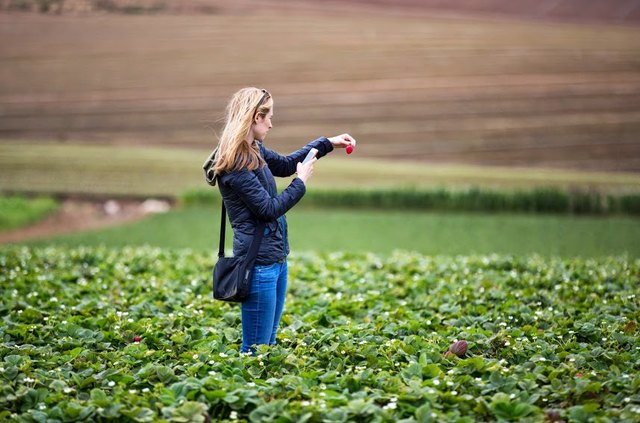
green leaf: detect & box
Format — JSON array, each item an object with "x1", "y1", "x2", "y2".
[
  {"x1": 158, "y1": 388, "x2": 177, "y2": 406},
  {"x1": 223, "y1": 328, "x2": 240, "y2": 343},
  {"x1": 249, "y1": 400, "x2": 287, "y2": 422},
  {"x1": 568, "y1": 404, "x2": 600, "y2": 423},
  {"x1": 23, "y1": 410, "x2": 49, "y2": 423},
  {"x1": 402, "y1": 362, "x2": 422, "y2": 380},
  {"x1": 90, "y1": 389, "x2": 111, "y2": 407},
  {"x1": 422, "y1": 364, "x2": 441, "y2": 379},
  {"x1": 490, "y1": 394, "x2": 537, "y2": 421},
  {"x1": 460, "y1": 356, "x2": 485, "y2": 373},
  {"x1": 4, "y1": 355, "x2": 24, "y2": 367},
  {"x1": 171, "y1": 401, "x2": 208, "y2": 422},
  {"x1": 415, "y1": 403, "x2": 434, "y2": 423},
  {"x1": 346, "y1": 398, "x2": 378, "y2": 416},
  {"x1": 156, "y1": 365, "x2": 177, "y2": 384},
  {"x1": 121, "y1": 407, "x2": 156, "y2": 422},
  {"x1": 201, "y1": 389, "x2": 226, "y2": 402},
  {"x1": 97, "y1": 403, "x2": 124, "y2": 419},
  {"x1": 61, "y1": 401, "x2": 95, "y2": 421}
]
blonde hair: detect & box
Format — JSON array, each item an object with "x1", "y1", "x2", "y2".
[{"x1": 214, "y1": 87, "x2": 272, "y2": 174}]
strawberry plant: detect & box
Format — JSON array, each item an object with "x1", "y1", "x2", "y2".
[{"x1": 0, "y1": 247, "x2": 638, "y2": 422}]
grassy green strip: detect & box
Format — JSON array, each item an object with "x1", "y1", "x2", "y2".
[
  {"x1": 0, "y1": 195, "x2": 58, "y2": 231},
  {"x1": 16, "y1": 207, "x2": 640, "y2": 258},
  {"x1": 181, "y1": 187, "x2": 640, "y2": 216}
]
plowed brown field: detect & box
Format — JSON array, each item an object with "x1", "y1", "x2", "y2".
[{"x1": 1, "y1": 9, "x2": 639, "y2": 172}]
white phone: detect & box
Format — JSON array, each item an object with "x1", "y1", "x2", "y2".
[{"x1": 302, "y1": 148, "x2": 318, "y2": 165}]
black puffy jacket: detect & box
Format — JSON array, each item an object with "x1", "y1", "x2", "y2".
[{"x1": 217, "y1": 137, "x2": 333, "y2": 265}]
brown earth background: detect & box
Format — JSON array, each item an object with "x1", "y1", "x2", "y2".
[{"x1": 1, "y1": 0, "x2": 639, "y2": 173}]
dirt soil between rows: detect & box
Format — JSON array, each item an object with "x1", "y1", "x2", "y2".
[{"x1": 0, "y1": 199, "x2": 155, "y2": 244}]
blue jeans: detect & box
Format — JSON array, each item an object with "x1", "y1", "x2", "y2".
[{"x1": 240, "y1": 261, "x2": 288, "y2": 354}]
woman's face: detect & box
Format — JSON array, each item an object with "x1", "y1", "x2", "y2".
[{"x1": 252, "y1": 106, "x2": 273, "y2": 141}]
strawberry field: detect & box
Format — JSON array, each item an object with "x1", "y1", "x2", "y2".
[{"x1": 1, "y1": 247, "x2": 639, "y2": 422}]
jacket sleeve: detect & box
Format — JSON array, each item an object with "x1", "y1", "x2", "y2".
[
  {"x1": 223, "y1": 170, "x2": 307, "y2": 221},
  {"x1": 262, "y1": 137, "x2": 334, "y2": 177}
]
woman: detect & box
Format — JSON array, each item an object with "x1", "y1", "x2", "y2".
[{"x1": 211, "y1": 87, "x2": 356, "y2": 354}]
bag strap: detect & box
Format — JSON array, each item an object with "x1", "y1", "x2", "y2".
[
  {"x1": 218, "y1": 202, "x2": 266, "y2": 259},
  {"x1": 218, "y1": 202, "x2": 227, "y2": 258}
]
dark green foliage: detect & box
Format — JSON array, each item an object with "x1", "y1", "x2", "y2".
[
  {"x1": 6, "y1": 0, "x2": 167, "y2": 14},
  {"x1": 181, "y1": 187, "x2": 640, "y2": 216},
  {"x1": 609, "y1": 193, "x2": 640, "y2": 215},
  {"x1": 92, "y1": 0, "x2": 166, "y2": 14},
  {"x1": 7, "y1": 0, "x2": 63, "y2": 12}
]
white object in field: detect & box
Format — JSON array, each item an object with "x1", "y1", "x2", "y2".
[
  {"x1": 141, "y1": 199, "x2": 171, "y2": 214},
  {"x1": 103, "y1": 200, "x2": 121, "y2": 216}
]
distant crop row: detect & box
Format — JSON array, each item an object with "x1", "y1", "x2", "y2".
[
  {"x1": 183, "y1": 186, "x2": 640, "y2": 216},
  {"x1": 4, "y1": 0, "x2": 166, "y2": 14},
  {"x1": 1, "y1": 247, "x2": 638, "y2": 422}
]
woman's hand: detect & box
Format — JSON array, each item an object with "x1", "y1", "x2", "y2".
[
  {"x1": 296, "y1": 157, "x2": 317, "y2": 184},
  {"x1": 328, "y1": 133, "x2": 357, "y2": 149}
]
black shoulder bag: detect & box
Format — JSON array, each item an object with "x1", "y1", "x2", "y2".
[{"x1": 212, "y1": 202, "x2": 265, "y2": 302}]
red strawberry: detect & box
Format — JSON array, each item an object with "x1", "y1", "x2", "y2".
[
  {"x1": 448, "y1": 340, "x2": 468, "y2": 357},
  {"x1": 134, "y1": 336, "x2": 141, "y2": 343}
]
